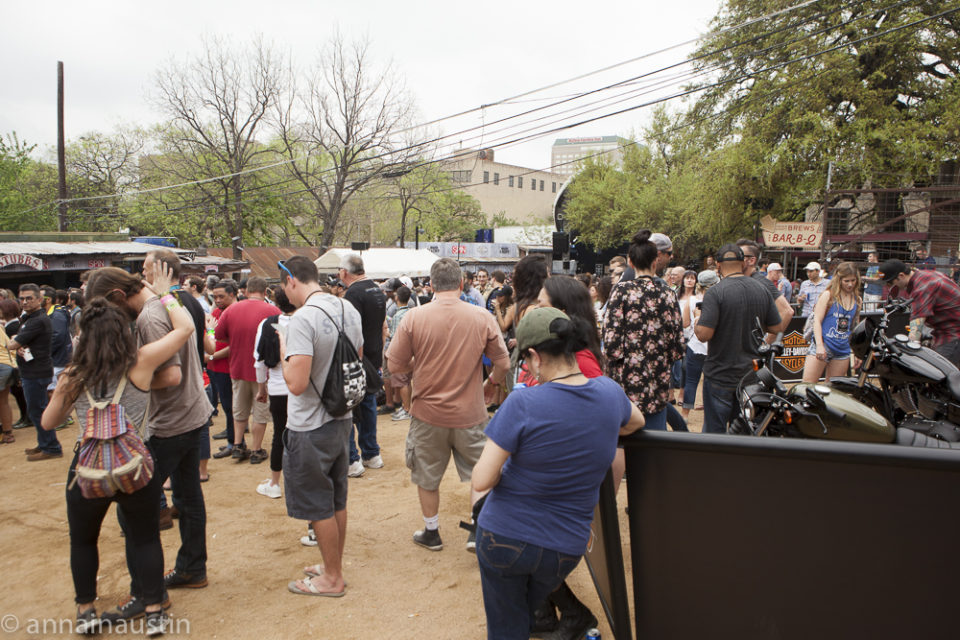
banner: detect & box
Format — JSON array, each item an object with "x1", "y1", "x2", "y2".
[{"x1": 760, "y1": 215, "x2": 822, "y2": 249}]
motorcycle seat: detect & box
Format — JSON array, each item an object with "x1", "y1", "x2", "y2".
[{"x1": 948, "y1": 370, "x2": 960, "y2": 403}]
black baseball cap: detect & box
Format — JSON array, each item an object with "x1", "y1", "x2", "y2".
[
  {"x1": 716, "y1": 243, "x2": 744, "y2": 263},
  {"x1": 878, "y1": 259, "x2": 909, "y2": 283}
]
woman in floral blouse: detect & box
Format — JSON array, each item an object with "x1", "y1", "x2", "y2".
[{"x1": 602, "y1": 230, "x2": 685, "y2": 430}]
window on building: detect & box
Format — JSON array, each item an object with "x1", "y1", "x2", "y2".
[
  {"x1": 552, "y1": 182, "x2": 557, "y2": 193},
  {"x1": 493, "y1": 172, "x2": 499, "y2": 185},
  {"x1": 450, "y1": 170, "x2": 472, "y2": 184},
  {"x1": 483, "y1": 171, "x2": 489, "y2": 184},
  {"x1": 825, "y1": 208, "x2": 850, "y2": 236},
  {"x1": 518, "y1": 176, "x2": 523, "y2": 189},
  {"x1": 539, "y1": 180, "x2": 544, "y2": 191},
  {"x1": 509, "y1": 175, "x2": 514, "y2": 187}
]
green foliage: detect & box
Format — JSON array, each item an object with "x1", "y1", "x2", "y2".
[
  {"x1": 0, "y1": 133, "x2": 57, "y2": 231},
  {"x1": 564, "y1": 1, "x2": 960, "y2": 255}
]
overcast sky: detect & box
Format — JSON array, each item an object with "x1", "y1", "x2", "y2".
[{"x1": 1, "y1": 0, "x2": 722, "y2": 170}]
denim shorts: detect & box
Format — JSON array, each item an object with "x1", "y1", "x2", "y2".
[
  {"x1": 806, "y1": 340, "x2": 849, "y2": 362},
  {"x1": 0, "y1": 364, "x2": 14, "y2": 390}
]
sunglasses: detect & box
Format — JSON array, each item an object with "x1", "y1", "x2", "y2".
[{"x1": 278, "y1": 261, "x2": 294, "y2": 280}]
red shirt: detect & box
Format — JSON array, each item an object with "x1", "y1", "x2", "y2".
[
  {"x1": 895, "y1": 269, "x2": 960, "y2": 347},
  {"x1": 518, "y1": 349, "x2": 604, "y2": 387},
  {"x1": 207, "y1": 307, "x2": 230, "y2": 374},
  {"x1": 214, "y1": 298, "x2": 279, "y2": 382}
]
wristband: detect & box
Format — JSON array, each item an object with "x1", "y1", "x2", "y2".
[
  {"x1": 206, "y1": 328, "x2": 215, "y2": 336},
  {"x1": 160, "y1": 294, "x2": 179, "y2": 311}
]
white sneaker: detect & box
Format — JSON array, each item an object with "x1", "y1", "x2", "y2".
[
  {"x1": 300, "y1": 527, "x2": 317, "y2": 547},
  {"x1": 347, "y1": 460, "x2": 365, "y2": 477},
  {"x1": 256, "y1": 479, "x2": 281, "y2": 499},
  {"x1": 391, "y1": 408, "x2": 411, "y2": 421},
  {"x1": 363, "y1": 454, "x2": 384, "y2": 469}
]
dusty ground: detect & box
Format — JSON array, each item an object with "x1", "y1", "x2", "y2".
[{"x1": 0, "y1": 399, "x2": 703, "y2": 639}]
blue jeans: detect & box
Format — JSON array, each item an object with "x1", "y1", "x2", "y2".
[
  {"x1": 682, "y1": 348, "x2": 707, "y2": 409},
  {"x1": 476, "y1": 526, "x2": 581, "y2": 640},
  {"x1": 644, "y1": 407, "x2": 668, "y2": 431},
  {"x1": 208, "y1": 370, "x2": 234, "y2": 442},
  {"x1": 22, "y1": 376, "x2": 61, "y2": 454},
  {"x1": 702, "y1": 378, "x2": 737, "y2": 434},
  {"x1": 122, "y1": 427, "x2": 207, "y2": 596},
  {"x1": 349, "y1": 391, "x2": 380, "y2": 463},
  {"x1": 665, "y1": 402, "x2": 688, "y2": 431}
]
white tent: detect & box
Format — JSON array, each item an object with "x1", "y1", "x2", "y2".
[{"x1": 314, "y1": 247, "x2": 439, "y2": 279}]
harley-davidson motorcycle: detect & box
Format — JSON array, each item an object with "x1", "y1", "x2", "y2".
[{"x1": 729, "y1": 301, "x2": 960, "y2": 448}]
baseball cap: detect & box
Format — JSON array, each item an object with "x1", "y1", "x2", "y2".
[
  {"x1": 516, "y1": 307, "x2": 569, "y2": 353},
  {"x1": 716, "y1": 243, "x2": 744, "y2": 263},
  {"x1": 804, "y1": 262, "x2": 821, "y2": 271},
  {"x1": 878, "y1": 259, "x2": 909, "y2": 283},
  {"x1": 697, "y1": 270, "x2": 720, "y2": 287},
  {"x1": 649, "y1": 233, "x2": 673, "y2": 252},
  {"x1": 399, "y1": 275, "x2": 414, "y2": 289},
  {"x1": 382, "y1": 277, "x2": 401, "y2": 292},
  {"x1": 767, "y1": 262, "x2": 783, "y2": 272}
]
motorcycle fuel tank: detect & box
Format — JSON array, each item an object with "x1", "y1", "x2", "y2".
[{"x1": 787, "y1": 383, "x2": 895, "y2": 442}]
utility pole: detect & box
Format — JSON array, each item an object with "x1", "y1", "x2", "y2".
[{"x1": 57, "y1": 61, "x2": 68, "y2": 232}]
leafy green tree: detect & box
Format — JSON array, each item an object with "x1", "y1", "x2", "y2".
[{"x1": 688, "y1": 0, "x2": 960, "y2": 213}]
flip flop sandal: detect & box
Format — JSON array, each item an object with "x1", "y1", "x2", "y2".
[
  {"x1": 287, "y1": 578, "x2": 345, "y2": 597},
  {"x1": 303, "y1": 565, "x2": 347, "y2": 586}
]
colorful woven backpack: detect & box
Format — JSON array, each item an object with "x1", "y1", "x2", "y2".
[{"x1": 69, "y1": 377, "x2": 154, "y2": 499}]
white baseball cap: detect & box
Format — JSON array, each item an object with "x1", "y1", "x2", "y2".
[
  {"x1": 767, "y1": 262, "x2": 783, "y2": 272},
  {"x1": 804, "y1": 262, "x2": 821, "y2": 271}
]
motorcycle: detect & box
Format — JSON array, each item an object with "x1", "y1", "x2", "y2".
[
  {"x1": 827, "y1": 299, "x2": 960, "y2": 441},
  {"x1": 729, "y1": 314, "x2": 960, "y2": 449}
]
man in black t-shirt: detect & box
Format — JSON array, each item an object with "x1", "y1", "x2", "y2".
[
  {"x1": 695, "y1": 245, "x2": 781, "y2": 434},
  {"x1": 6, "y1": 284, "x2": 62, "y2": 460},
  {"x1": 339, "y1": 254, "x2": 386, "y2": 477}
]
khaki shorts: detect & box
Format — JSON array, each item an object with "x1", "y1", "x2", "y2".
[
  {"x1": 232, "y1": 378, "x2": 270, "y2": 423},
  {"x1": 405, "y1": 416, "x2": 487, "y2": 491}
]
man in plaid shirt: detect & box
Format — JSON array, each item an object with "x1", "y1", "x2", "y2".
[{"x1": 880, "y1": 258, "x2": 960, "y2": 366}]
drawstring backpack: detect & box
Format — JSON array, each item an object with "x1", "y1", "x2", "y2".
[{"x1": 69, "y1": 377, "x2": 154, "y2": 499}]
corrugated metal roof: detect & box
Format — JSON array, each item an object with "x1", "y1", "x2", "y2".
[
  {"x1": 0, "y1": 242, "x2": 192, "y2": 257},
  {"x1": 207, "y1": 247, "x2": 321, "y2": 279}
]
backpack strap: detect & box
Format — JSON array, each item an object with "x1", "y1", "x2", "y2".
[
  {"x1": 83, "y1": 376, "x2": 127, "y2": 410},
  {"x1": 306, "y1": 298, "x2": 358, "y2": 400}
]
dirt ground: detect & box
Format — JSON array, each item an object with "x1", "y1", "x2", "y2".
[{"x1": 0, "y1": 399, "x2": 703, "y2": 639}]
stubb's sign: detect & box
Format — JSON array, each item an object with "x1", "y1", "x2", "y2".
[{"x1": 0, "y1": 253, "x2": 45, "y2": 270}]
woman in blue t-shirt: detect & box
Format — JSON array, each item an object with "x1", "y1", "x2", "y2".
[
  {"x1": 802, "y1": 262, "x2": 861, "y2": 383},
  {"x1": 472, "y1": 308, "x2": 644, "y2": 640}
]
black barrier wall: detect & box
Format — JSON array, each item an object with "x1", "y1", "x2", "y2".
[{"x1": 617, "y1": 432, "x2": 960, "y2": 639}]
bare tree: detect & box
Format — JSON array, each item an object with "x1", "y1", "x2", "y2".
[
  {"x1": 275, "y1": 33, "x2": 423, "y2": 251},
  {"x1": 153, "y1": 36, "x2": 282, "y2": 258}
]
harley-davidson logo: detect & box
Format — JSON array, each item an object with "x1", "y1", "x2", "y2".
[{"x1": 776, "y1": 330, "x2": 810, "y2": 374}]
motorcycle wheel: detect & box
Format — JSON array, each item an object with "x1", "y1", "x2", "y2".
[{"x1": 728, "y1": 417, "x2": 756, "y2": 436}]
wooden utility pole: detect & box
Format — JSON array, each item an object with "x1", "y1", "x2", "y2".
[{"x1": 57, "y1": 61, "x2": 68, "y2": 231}]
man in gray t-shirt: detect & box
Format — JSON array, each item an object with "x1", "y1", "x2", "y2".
[
  {"x1": 278, "y1": 256, "x2": 363, "y2": 598},
  {"x1": 696, "y1": 244, "x2": 781, "y2": 434}
]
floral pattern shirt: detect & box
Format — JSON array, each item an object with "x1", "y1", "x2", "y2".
[{"x1": 602, "y1": 276, "x2": 685, "y2": 415}]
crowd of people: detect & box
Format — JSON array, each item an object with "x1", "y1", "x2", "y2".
[{"x1": 3, "y1": 237, "x2": 960, "y2": 639}]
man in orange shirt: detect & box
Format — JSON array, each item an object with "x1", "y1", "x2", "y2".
[{"x1": 387, "y1": 258, "x2": 510, "y2": 552}]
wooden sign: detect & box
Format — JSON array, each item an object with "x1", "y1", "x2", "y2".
[
  {"x1": 0, "y1": 253, "x2": 45, "y2": 270},
  {"x1": 760, "y1": 215, "x2": 822, "y2": 249}
]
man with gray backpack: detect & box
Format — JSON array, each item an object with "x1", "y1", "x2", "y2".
[{"x1": 277, "y1": 256, "x2": 363, "y2": 597}]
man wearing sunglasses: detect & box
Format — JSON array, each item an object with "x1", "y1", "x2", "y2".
[
  {"x1": 737, "y1": 238, "x2": 794, "y2": 337},
  {"x1": 5, "y1": 284, "x2": 62, "y2": 461}
]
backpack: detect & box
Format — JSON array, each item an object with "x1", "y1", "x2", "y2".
[
  {"x1": 309, "y1": 299, "x2": 366, "y2": 416},
  {"x1": 69, "y1": 377, "x2": 154, "y2": 499}
]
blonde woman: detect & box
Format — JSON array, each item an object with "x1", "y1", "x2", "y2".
[{"x1": 802, "y1": 262, "x2": 861, "y2": 383}]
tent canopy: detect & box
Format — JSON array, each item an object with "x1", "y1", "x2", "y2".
[{"x1": 314, "y1": 247, "x2": 439, "y2": 279}]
